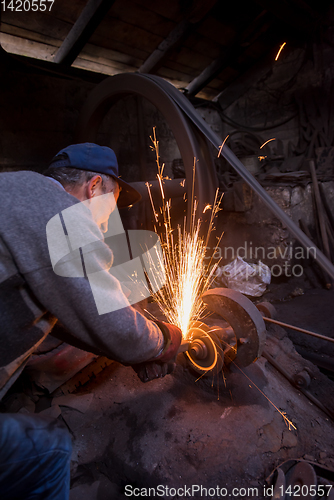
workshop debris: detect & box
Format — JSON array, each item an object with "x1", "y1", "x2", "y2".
[
  {"x1": 215, "y1": 256, "x2": 271, "y2": 296},
  {"x1": 267, "y1": 459, "x2": 334, "y2": 499},
  {"x1": 52, "y1": 357, "x2": 114, "y2": 396}
]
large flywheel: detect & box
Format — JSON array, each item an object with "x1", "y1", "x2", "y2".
[{"x1": 76, "y1": 73, "x2": 218, "y2": 219}]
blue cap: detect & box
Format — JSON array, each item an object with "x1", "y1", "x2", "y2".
[{"x1": 50, "y1": 143, "x2": 141, "y2": 208}]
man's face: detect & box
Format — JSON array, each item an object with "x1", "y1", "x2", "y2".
[{"x1": 92, "y1": 177, "x2": 121, "y2": 233}]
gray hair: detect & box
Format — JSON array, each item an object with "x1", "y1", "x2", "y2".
[{"x1": 43, "y1": 166, "x2": 116, "y2": 192}]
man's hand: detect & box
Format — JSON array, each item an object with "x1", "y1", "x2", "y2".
[
  {"x1": 132, "y1": 322, "x2": 182, "y2": 383},
  {"x1": 132, "y1": 360, "x2": 176, "y2": 383}
]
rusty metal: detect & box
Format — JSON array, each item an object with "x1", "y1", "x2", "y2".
[
  {"x1": 263, "y1": 316, "x2": 334, "y2": 345},
  {"x1": 202, "y1": 288, "x2": 266, "y2": 366},
  {"x1": 268, "y1": 459, "x2": 334, "y2": 496}
]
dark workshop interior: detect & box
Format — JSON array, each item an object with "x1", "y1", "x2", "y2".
[{"x1": 1, "y1": 0, "x2": 334, "y2": 499}]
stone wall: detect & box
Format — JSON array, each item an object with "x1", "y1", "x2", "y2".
[{"x1": 212, "y1": 181, "x2": 334, "y2": 280}]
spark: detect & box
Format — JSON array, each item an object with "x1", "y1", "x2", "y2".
[
  {"x1": 148, "y1": 129, "x2": 222, "y2": 339},
  {"x1": 146, "y1": 181, "x2": 158, "y2": 223},
  {"x1": 217, "y1": 134, "x2": 229, "y2": 158},
  {"x1": 258, "y1": 155, "x2": 267, "y2": 161},
  {"x1": 275, "y1": 42, "x2": 286, "y2": 61},
  {"x1": 230, "y1": 361, "x2": 297, "y2": 431},
  {"x1": 203, "y1": 204, "x2": 211, "y2": 213},
  {"x1": 260, "y1": 138, "x2": 275, "y2": 149}
]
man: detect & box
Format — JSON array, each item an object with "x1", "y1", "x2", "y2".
[{"x1": 0, "y1": 143, "x2": 182, "y2": 499}]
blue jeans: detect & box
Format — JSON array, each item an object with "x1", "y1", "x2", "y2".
[{"x1": 0, "y1": 413, "x2": 72, "y2": 500}]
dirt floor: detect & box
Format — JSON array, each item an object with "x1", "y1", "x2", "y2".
[
  {"x1": 2, "y1": 279, "x2": 334, "y2": 500},
  {"x1": 66, "y1": 280, "x2": 334, "y2": 500}
]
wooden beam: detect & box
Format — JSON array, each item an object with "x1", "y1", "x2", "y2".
[
  {"x1": 54, "y1": 0, "x2": 116, "y2": 66},
  {"x1": 139, "y1": 0, "x2": 217, "y2": 74},
  {"x1": 185, "y1": 53, "x2": 229, "y2": 96},
  {"x1": 138, "y1": 19, "x2": 191, "y2": 74}
]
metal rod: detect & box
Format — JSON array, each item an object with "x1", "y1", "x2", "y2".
[
  {"x1": 309, "y1": 159, "x2": 331, "y2": 261},
  {"x1": 263, "y1": 317, "x2": 334, "y2": 344}
]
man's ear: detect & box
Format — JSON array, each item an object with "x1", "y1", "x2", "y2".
[{"x1": 86, "y1": 175, "x2": 102, "y2": 199}]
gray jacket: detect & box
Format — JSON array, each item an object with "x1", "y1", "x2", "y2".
[{"x1": 0, "y1": 171, "x2": 164, "y2": 395}]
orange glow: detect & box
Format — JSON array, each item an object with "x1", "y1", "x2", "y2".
[
  {"x1": 217, "y1": 134, "x2": 229, "y2": 158},
  {"x1": 260, "y1": 138, "x2": 275, "y2": 149},
  {"x1": 275, "y1": 42, "x2": 286, "y2": 61}
]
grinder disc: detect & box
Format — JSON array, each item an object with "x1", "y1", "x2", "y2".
[{"x1": 185, "y1": 321, "x2": 224, "y2": 375}]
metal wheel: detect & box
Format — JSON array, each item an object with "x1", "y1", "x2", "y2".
[
  {"x1": 76, "y1": 73, "x2": 218, "y2": 221},
  {"x1": 202, "y1": 288, "x2": 266, "y2": 367}
]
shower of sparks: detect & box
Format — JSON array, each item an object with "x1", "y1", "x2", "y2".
[
  {"x1": 260, "y1": 138, "x2": 275, "y2": 149},
  {"x1": 217, "y1": 134, "x2": 229, "y2": 157},
  {"x1": 275, "y1": 42, "x2": 286, "y2": 61},
  {"x1": 148, "y1": 127, "x2": 223, "y2": 339}
]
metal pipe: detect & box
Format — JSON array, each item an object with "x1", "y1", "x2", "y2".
[{"x1": 263, "y1": 317, "x2": 334, "y2": 345}]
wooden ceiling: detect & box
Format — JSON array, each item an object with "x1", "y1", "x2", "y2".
[{"x1": 0, "y1": 0, "x2": 332, "y2": 100}]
